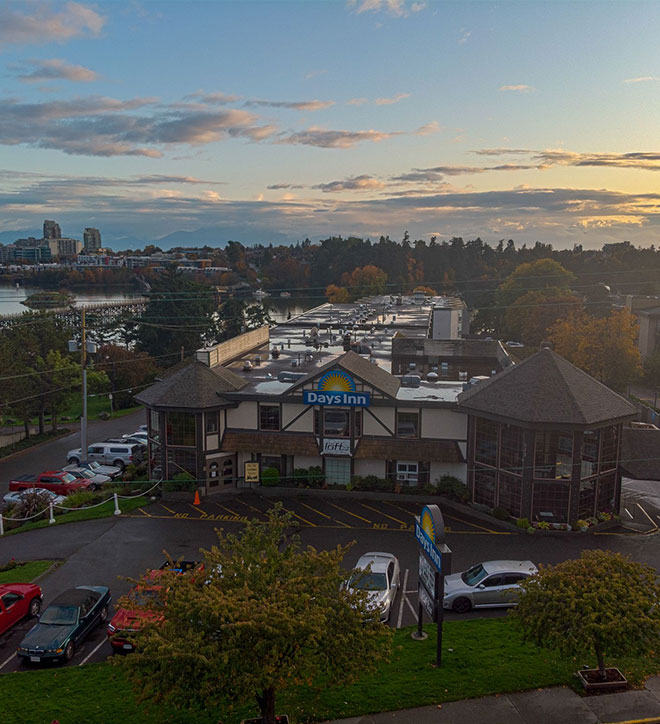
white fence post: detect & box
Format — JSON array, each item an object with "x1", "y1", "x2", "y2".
[
  {"x1": 113, "y1": 493, "x2": 121, "y2": 516},
  {"x1": 0, "y1": 514, "x2": 3, "y2": 536},
  {"x1": 48, "y1": 503, "x2": 55, "y2": 524}
]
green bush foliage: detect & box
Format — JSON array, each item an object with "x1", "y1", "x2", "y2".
[
  {"x1": 163, "y1": 472, "x2": 196, "y2": 492},
  {"x1": 435, "y1": 475, "x2": 470, "y2": 503},
  {"x1": 261, "y1": 466, "x2": 280, "y2": 487}
]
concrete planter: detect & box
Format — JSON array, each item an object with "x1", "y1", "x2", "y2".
[{"x1": 577, "y1": 667, "x2": 628, "y2": 692}]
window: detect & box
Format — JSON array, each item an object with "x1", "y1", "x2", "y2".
[
  {"x1": 600, "y1": 426, "x2": 619, "y2": 472},
  {"x1": 396, "y1": 411, "x2": 419, "y2": 438},
  {"x1": 109, "y1": 447, "x2": 129, "y2": 454},
  {"x1": 166, "y1": 412, "x2": 196, "y2": 447},
  {"x1": 581, "y1": 430, "x2": 600, "y2": 478},
  {"x1": 483, "y1": 575, "x2": 504, "y2": 587},
  {"x1": 208, "y1": 461, "x2": 219, "y2": 487},
  {"x1": 150, "y1": 410, "x2": 160, "y2": 433},
  {"x1": 261, "y1": 455, "x2": 282, "y2": 474},
  {"x1": 259, "y1": 405, "x2": 280, "y2": 431},
  {"x1": 597, "y1": 472, "x2": 617, "y2": 512},
  {"x1": 324, "y1": 409, "x2": 350, "y2": 437},
  {"x1": 167, "y1": 448, "x2": 197, "y2": 478},
  {"x1": 578, "y1": 477, "x2": 596, "y2": 518},
  {"x1": 532, "y1": 481, "x2": 570, "y2": 523},
  {"x1": 500, "y1": 425, "x2": 523, "y2": 474},
  {"x1": 475, "y1": 418, "x2": 498, "y2": 467},
  {"x1": 504, "y1": 573, "x2": 526, "y2": 585},
  {"x1": 396, "y1": 461, "x2": 418, "y2": 483},
  {"x1": 205, "y1": 411, "x2": 219, "y2": 435},
  {"x1": 1, "y1": 593, "x2": 20, "y2": 608},
  {"x1": 325, "y1": 457, "x2": 351, "y2": 486},
  {"x1": 535, "y1": 431, "x2": 573, "y2": 479},
  {"x1": 387, "y1": 562, "x2": 395, "y2": 584},
  {"x1": 498, "y1": 473, "x2": 522, "y2": 517},
  {"x1": 474, "y1": 467, "x2": 496, "y2": 507}
]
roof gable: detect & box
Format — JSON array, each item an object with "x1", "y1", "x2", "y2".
[{"x1": 458, "y1": 348, "x2": 637, "y2": 426}]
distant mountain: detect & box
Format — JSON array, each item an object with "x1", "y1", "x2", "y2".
[
  {"x1": 0, "y1": 229, "x2": 42, "y2": 244},
  {"x1": 154, "y1": 225, "x2": 292, "y2": 249}
]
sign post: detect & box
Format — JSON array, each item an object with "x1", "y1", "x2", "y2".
[{"x1": 413, "y1": 504, "x2": 452, "y2": 666}]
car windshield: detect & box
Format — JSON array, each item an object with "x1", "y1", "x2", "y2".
[
  {"x1": 350, "y1": 571, "x2": 387, "y2": 591},
  {"x1": 88, "y1": 462, "x2": 100, "y2": 470},
  {"x1": 77, "y1": 470, "x2": 93, "y2": 478},
  {"x1": 461, "y1": 564, "x2": 488, "y2": 586},
  {"x1": 40, "y1": 605, "x2": 78, "y2": 625},
  {"x1": 60, "y1": 473, "x2": 76, "y2": 483}
]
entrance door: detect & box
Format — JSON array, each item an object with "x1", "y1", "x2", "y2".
[{"x1": 325, "y1": 457, "x2": 351, "y2": 486}]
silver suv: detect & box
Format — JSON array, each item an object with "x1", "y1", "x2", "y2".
[{"x1": 66, "y1": 442, "x2": 142, "y2": 470}]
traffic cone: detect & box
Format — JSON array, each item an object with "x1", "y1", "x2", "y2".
[{"x1": 193, "y1": 489, "x2": 201, "y2": 506}]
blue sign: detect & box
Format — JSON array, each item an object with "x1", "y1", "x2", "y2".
[
  {"x1": 303, "y1": 369, "x2": 370, "y2": 407},
  {"x1": 415, "y1": 519, "x2": 445, "y2": 573}
]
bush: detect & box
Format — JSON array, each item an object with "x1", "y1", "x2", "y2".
[
  {"x1": 62, "y1": 491, "x2": 98, "y2": 508},
  {"x1": 516, "y1": 517, "x2": 530, "y2": 529},
  {"x1": 98, "y1": 412, "x2": 111, "y2": 421},
  {"x1": 291, "y1": 466, "x2": 324, "y2": 488},
  {"x1": 122, "y1": 462, "x2": 148, "y2": 482},
  {"x1": 7, "y1": 490, "x2": 55, "y2": 520},
  {"x1": 0, "y1": 558, "x2": 18, "y2": 573},
  {"x1": 261, "y1": 467, "x2": 280, "y2": 487},
  {"x1": 435, "y1": 475, "x2": 470, "y2": 503},
  {"x1": 493, "y1": 507, "x2": 511, "y2": 521},
  {"x1": 351, "y1": 475, "x2": 393, "y2": 492},
  {"x1": 163, "y1": 472, "x2": 197, "y2": 493}
]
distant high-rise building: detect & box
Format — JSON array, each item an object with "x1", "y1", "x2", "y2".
[
  {"x1": 43, "y1": 220, "x2": 61, "y2": 239},
  {"x1": 83, "y1": 227, "x2": 102, "y2": 252}
]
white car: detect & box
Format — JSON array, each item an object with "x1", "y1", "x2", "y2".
[
  {"x1": 346, "y1": 552, "x2": 401, "y2": 622},
  {"x1": 122, "y1": 431, "x2": 148, "y2": 445},
  {"x1": 3, "y1": 488, "x2": 66, "y2": 507},
  {"x1": 64, "y1": 467, "x2": 111, "y2": 490},
  {"x1": 64, "y1": 460, "x2": 121, "y2": 480}
]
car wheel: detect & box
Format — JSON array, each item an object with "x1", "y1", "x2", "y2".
[
  {"x1": 64, "y1": 641, "x2": 75, "y2": 662},
  {"x1": 28, "y1": 597, "x2": 41, "y2": 617},
  {"x1": 69, "y1": 457, "x2": 80, "y2": 466},
  {"x1": 98, "y1": 606, "x2": 108, "y2": 624},
  {"x1": 112, "y1": 460, "x2": 125, "y2": 470},
  {"x1": 452, "y1": 596, "x2": 472, "y2": 614}
]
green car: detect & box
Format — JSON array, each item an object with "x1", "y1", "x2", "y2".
[{"x1": 17, "y1": 585, "x2": 111, "y2": 664}]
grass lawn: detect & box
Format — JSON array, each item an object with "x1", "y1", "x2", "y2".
[
  {"x1": 2, "y1": 618, "x2": 660, "y2": 724},
  {"x1": 2, "y1": 496, "x2": 149, "y2": 537},
  {"x1": 0, "y1": 560, "x2": 55, "y2": 583},
  {"x1": 63, "y1": 394, "x2": 142, "y2": 422}
]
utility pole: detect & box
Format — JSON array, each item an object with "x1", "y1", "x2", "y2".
[{"x1": 81, "y1": 309, "x2": 88, "y2": 462}]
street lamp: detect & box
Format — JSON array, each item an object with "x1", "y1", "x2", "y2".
[{"x1": 68, "y1": 309, "x2": 97, "y2": 462}]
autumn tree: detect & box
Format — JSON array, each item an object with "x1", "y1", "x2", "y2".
[
  {"x1": 504, "y1": 290, "x2": 584, "y2": 346},
  {"x1": 496, "y1": 259, "x2": 576, "y2": 308},
  {"x1": 115, "y1": 507, "x2": 392, "y2": 724},
  {"x1": 513, "y1": 550, "x2": 660, "y2": 680},
  {"x1": 325, "y1": 284, "x2": 350, "y2": 303},
  {"x1": 549, "y1": 309, "x2": 642, "y2": 391},
  {"x1": 341, "y1": 265, "x2": 388, "y2": 299},
  {"x1": 413, "y1": 285, "x2": 437, "y2": 295}
]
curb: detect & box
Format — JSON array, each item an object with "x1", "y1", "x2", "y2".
[
  {"x1": 31, "y1": 560, "x2": 62, "y2": 583},
  {"x1": 0, "y1": 429, "x2": 72, "y2": 463}
]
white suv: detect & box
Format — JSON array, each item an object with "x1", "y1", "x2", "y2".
[{"x1": 66, "y1": 442, "x2": 142, "y2": 469}]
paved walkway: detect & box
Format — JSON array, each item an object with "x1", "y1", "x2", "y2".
[{"x1": 324, "y1": 677, "x2": 660, "y2": 724}]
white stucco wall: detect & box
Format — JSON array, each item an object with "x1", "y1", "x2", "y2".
[
  {"x1": 283, "y1": 404, "x2": 313, "y2": 432},
  {"x1": 227, "y1": 402, "x2": 257, "y2": 429},
  {"x1": 421, "y1": 409, "x2": 467, "y2": 440},
  {"x1": 430, "y1": 462, "x2": 467, "y2": 483},
  {"x1": 354, "y1": 459, "x2": 386, "y2": 477},
  {"x1": 363, "y1": 407, "x2": 395, "y2": 435}
]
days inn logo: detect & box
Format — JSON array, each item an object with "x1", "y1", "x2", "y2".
[{"x1": 303, "y1": 369, "x2": 370, "y2": 407}]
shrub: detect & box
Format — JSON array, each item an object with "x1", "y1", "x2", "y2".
[
  {"x1": 8, "y1": 490, "x2": 55, "y2": 519},
  {"x1": 492, "y1": 507, "x2": 511, "y2": 521},
  {"x1": 122, "y1": 462, "x2": 148, "y2": 482},
  {"x1": 163, "y1": 472, "x2": 197, "y2": 493},
  {"x1": 98, "y1": 412, "x2": 111, "y2": 421},
  {"x1": 577, "y1": 519, "x2": 589, "y2": 529},
  {"x1": 435, "y1": 475, "x2": 470, "y2": 503},
  {"x1": 351, "y1": 475, "x2": 392, "y2": 492},
  {"x1": 0, "y1": 558, "x2": 18, "y2": 573},
  {"x1": 291, "y1": 466, "x2": 324, "y2": 488},
  {"x1": 535, "y1": 521, "x2": 551, "y2": 530},
  {"x1": 516, "y1": 517, "x2": 530, "y2": 529},
  {"x1": 62, "y1": 491, "x2": 98, "y2": 508},
  {"x1": 261, "y1": 467, "x2": 280, "y2": 487}
]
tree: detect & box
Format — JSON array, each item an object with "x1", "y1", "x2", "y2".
[
  {"x1": 512, "y1": 550, "x2": 660, "y2": 680},
  {"x1": 98, "y1": 345, "x2": 158, "y2": 410},
  {"x1": 643, "y1": 348, "x2": 660, "y2": 388},
  {"x1": 504, "y1": 290, "x2": 584, "y2": 346},
  {"x1": 549, "y1": 309, "x2": 642, "y2": 391},
  {"x1": 412, "y1": 285, "x2": 437, "y2": 295},
  {"x1": 115, "y1": 506, "x2": 392, "y2": 723},
  {"x1": 325, "y1": 284, "x2": 350, "y2": 303},
  {"x1": 341, "y1": 265, "x2": 388, "y2": 298},
  {"x1": 496, "y1": 259, "x2": 576, "y2": 308}
]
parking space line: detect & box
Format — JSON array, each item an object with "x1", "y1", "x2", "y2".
[
  {"x1": 298, "y1": 500, "x2": 332, "y2": 519},
  {"x1": 188, "y1": 503, "x2": 207, "y2": 516},
  {"x1": 137, "y1": 507, "x2": 151, "y2": 517},
  {"x1": 327, "y1": 501, "x2": 372, "y2": 524},
  {"x1": 159, "y1": 503, "x2": 177, "y2": 515},
  {"x1": 236, "y1": 498, "x2": 269, "y2": 517},
  {"x1": 79, "y1": 637, "x2": 107, "y2": 666},
  {"x1": 637, "y1": 503, "x2": 658, "y2": 530},
  {"x1": 281, "y1": 505, "x2": 316, "y2": 527},
  {"x1": 625, "y1": 507, "x2": 633, "y2": 519},
  {"x1": 444, "y1": 512, "x2": 499, "y2": 534},
  {"x1": 383, "y1": 500, "x2": 419, "y2": 517},
  {"x1": 214, "y1": 501, "x2": 241, "y2": 517},
  {"x1": 360, "y1": 502, "x2": 408, "y2": 526},
  {"x1": 397, "y1": 569, "x2": 409, "y2": 629},
  {"x1": 0, "y1": 652, "x2": 15, "y2": 671},
  {"x1": 298, "y1": 501, "x2": 351, "y2": 527},
  {"x1": 405, "y1": 594, "x2": 417, "y2": 619}
]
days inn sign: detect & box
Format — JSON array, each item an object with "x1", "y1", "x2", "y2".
[{"x1": 303, "y1": 370, "x2": 370, "y2": 407}]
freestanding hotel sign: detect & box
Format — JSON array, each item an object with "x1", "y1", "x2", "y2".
[
  {"x1": 303, "y1": 370, "x2": 370, "y2": 407},
  {"x1": 414, "y1": 504, "x2": 452, "y2": 665}
]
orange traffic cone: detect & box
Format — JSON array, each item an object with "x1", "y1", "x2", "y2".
[{"x1": 193, "y1": 489, "x2": 201, "y2": 506}]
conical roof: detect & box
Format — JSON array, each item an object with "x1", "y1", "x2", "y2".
[{"x1": 458, "y1": 348, "x2": 637, "y2": 427}]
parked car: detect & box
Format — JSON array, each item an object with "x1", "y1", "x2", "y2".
[
  {"x1": 137, "y1": 424, "x2": 147, "y2": 433},
  {"x1": 64, "y1": 467, "x2": 111, "y2": 490},
  {"x1": 123, "y1": 431, "x2": 148, "y2": 445},
  {"x1": 64, "y1": 460, "x2": 122, "y2": 480},
  {"x1": 0, "y1": 583, "x2": 42, "y2": 635},
  {"x1": 9, "y1": 472, "x2": 90, "y2": 497},
  {"x1": 66, "y1": 442, "x2": 142, "y2": 469},
  {"x1": 3, "y1": 488, "x2": 66, "y2": 507},
  {"x1": 443, "y1": 560, "x2": 538, "y2": 613},
  {"x1": 17, "y1": 585, "x2": 111, "y2": 664},
  {"x1": 345, "y1": 552, "x2": 400, "y2": 622}
]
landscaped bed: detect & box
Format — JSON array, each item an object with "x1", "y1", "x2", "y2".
[
  {"x1": 1, "y1": 618, "x2": 659, "y2": 724},
  {"x1": 0, "y1": 559, "x2": 55, "y2": 584}
]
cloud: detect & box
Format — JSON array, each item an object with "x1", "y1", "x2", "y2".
[
  {"x1": 312, "y1": 175, "x2": 385, "y2": 192},
  {"x1": 0, "y1": 2, "x2": 105, "y2": 45},
  {"x1": 374, "y1": 92, "x2": 410, "y2": 105},
  {"x1": 415, "y1": 121, "x2": 441, "y2": 136},
  {"x1": 346, "y1": 97, "x2": 369, "y2": 106},
  {"x1": 13, "y1": 57, "x2": 98, "y2": 83},
  {"x1": 624, "y1": 76, "x2": 660, "y2": 83},
  {"x1": 0, "y1": 95, "x2": 276, "y2": 157},
  {"x1": 267, "y1": 183, "x2": 304, "y2": 190},
  {"x1": 279, "y1": 126, "x2": 399, "y2": 148},
  {"x1": 183, "y1": 91, "x2": 241, "y2": 105},
  {"x1": 305, "y1": 69, "x2": 328, "y2": 79},
  {"x1": 244, "y1": 99, "x2": 335, "y2": 111},
  {"x1": 458, "y1": 28, "x2": 471, "y2": 44},
  {"x1": 476, "y1": 147, "x2": 660, "y2": 172},
  {"x1": 392, "y1": 163, "x2": 537, "y2": 183},
  {"x1": 499, "y1": 84, "x2": 533, "y2": 92},
  {"x1": 473, "y1": 148, "x2": 532, "y2": 156},
  {"x1": 347, "y1": 0, "x2": 425, "y2": 16}
]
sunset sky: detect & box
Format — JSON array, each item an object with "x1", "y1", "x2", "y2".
[{"x1": 2, "y1": 0, "x2": 660, "y2": 248}]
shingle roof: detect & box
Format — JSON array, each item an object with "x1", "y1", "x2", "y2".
[
  {"x1": 621, "y1": 428, "x2": 660, "y2": 480},
  {"x1": 354, "y1": 437, "x2": 463, "y2": 462},
  {"x1": 221, "y1": 430, "x2": 319, "y2": 456},
  {"x1": 457, "y1": 348, "x2": 637, "y2": 427},
  {"x1": 290, "y1": 350, "x2": 401, "y2": 398},
  {"x1": 135, "y1": 361, "x2": 247, "y2": 410}
]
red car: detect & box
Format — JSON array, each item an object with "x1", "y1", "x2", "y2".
[
  {"x1": 0, "y1": 583, "x2": 42, "y2": 635},
  {"x1": 9, "y1": 471, "x2": 90, "y2": 497}
]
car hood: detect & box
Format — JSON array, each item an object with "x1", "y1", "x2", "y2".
[
  {"x1": 349, "y1": 588, "x2": 388, "y2": 611},
  {"x1": 21, "y1": 623, "x2": 73, "y2": 650},
  {"x1": 110, "y1": 608, "x2": 162, "y2": 631},
  {"x1": 443, "y1": 573, "x2": 467, "y2": 592}
]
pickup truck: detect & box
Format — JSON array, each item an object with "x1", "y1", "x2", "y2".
[{"x1": 9, "y1": 471, "x2": 90, "y2": 496}]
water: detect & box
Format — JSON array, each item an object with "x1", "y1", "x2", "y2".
[{"x1": 0, "y1": 283, "x2": 144, "y2": 316}]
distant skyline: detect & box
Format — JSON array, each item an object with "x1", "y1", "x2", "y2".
[{"x1": 2, "y1": 0, "x2": 660, "y2": 248}]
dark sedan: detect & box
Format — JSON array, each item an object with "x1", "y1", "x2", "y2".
[{"x1": 17, "y1": 585, "x2": 111, "y2": 664}]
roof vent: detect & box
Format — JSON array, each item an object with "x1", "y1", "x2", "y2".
[
  {"x1": 400, "y1": 374, "x2": 421, "y2": 388},
  {"x1": 427, "y1": 372, "x2": 438, "y2": 381}
]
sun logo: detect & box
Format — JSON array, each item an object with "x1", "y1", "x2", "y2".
[
  {"x1": 421, "y1": 508, "x2": 435, "y2": 540},
  {"x1": 317, "y1": 370, "x2": 356, "y2": 393}
]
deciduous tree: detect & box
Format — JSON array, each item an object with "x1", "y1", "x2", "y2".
[
  {"x1": 325, "y1": 284, "x2": 350, "y2": 303},
  {"x1": 341, "y1": 265, "x2": 388, "y2": 298},
  {"x1": 496, "y1": 259, "x2": 576, "y2": 308},
  {"x1": 504, "y1": 290, "x2": 583, "y2": 346},
  {"x1": 115, "y1": 506, "x2": 392, "y2": 724},
  {"x1": 512, "y1": 550, "x2": 660, "y2": 680}
]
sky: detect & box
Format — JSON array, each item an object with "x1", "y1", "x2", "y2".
[{"x1": 1, "y1": 0, "x2": 660, "y2": 248}]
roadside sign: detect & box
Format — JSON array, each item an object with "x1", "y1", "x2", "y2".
[
  {"x1": 244, "y1": 462, "x2": 260, "y2": 484},
  {"x1": 418, "y1": 581, "x2": 435, "y2": 619},
  {"x1": 418, "y1": 552, "x2": 436, "y2": 597}
]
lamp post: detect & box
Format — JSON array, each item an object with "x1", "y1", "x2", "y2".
[{"x1": 68, "y1": 309, "x2": 97, "y2": 463}]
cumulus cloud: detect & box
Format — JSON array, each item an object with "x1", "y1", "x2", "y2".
[
  {"x1": 347, "y1": 0, "x2": 425, "y2": 16},
  {"x1": 13, "y1": 57, "x2": 98, "y2": 83},
  {"x1": 183, "y1": 91, "x2": 241, "y2": 105},
  {"x1": 312, "y1": 175, "x2": 385, "y2": 192},
  {"x1": 279, "y1": 126, "x2": 399, "y2": 148},
  {"x1": 415, "y1": 121, "x2": 441, "y2": 135},
  {"x1": 392, "y1": 163, "x2": 537, "y2": 183},
  {"x1": 0, "y1": 2, "x2": 105, "y2": 45},
  {"x1": 244, "y1": 99, "x2": 335, "y2": 111},
  {"x1": 499, "y1": 84, "x2": 533, "y2": 92},
  {"x1": 374, "y1": 92, "x2": 410, "y2": 105},
  {"x1": 624, "y1": 76, "x2": 660, "y2": 83}
]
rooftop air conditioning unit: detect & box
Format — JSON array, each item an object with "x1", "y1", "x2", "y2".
[{"x1": 400, "y1": 374, "x2": 421, "y2": 388}]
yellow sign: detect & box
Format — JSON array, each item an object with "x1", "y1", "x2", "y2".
[{"x1": 244, "y1": 462, "x2": 260, "y2": 484}]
